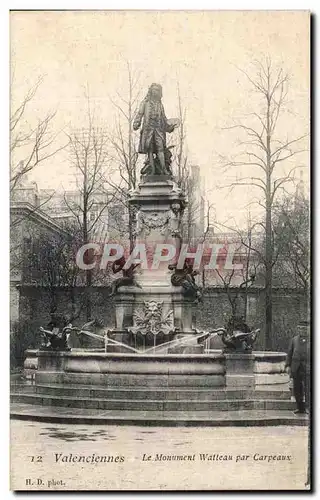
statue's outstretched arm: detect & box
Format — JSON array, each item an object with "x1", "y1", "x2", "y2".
[{"x1": 133, "y1": 100, "x2": 145, "y2": 130}]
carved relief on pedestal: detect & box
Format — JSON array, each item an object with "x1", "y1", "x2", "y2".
[
  {"x1": 133, "y1": 204, "x2": 184, "y2": 238},
  {"x1": 128, "y1": 300, "x2": 175, "y2": 337},
  {"x1": 130, "y1": 205, "x2": 140, "y2": 237},
  {"x1": 169, "y1": 202, "x2": 182, "y2": 237},
  {"x1": 136, "y1": 210, "x2": 171, "y2": 236}
]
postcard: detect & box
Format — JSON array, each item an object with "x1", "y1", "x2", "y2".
[{"x1": 10, "y1": 10, "x2": 310, "y2": 491}]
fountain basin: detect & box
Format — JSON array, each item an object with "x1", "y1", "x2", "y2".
[
  {"x1": 32, "y1": 350, "x2": 225, "y2": 388},
  {"x1": 24, "y1": 349, "x2": 289, "y2": 389}
]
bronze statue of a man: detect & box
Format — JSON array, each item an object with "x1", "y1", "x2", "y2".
[{"x1": 133, "y1": 83, "x2": 179, "y2": 175}]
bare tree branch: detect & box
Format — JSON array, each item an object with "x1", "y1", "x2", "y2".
[{"x1": 11, "y1": 76, "x2": 69, "y2": 191}]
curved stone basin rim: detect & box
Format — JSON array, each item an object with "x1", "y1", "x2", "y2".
[{"x1": 28, "y1": 349, "x2": 286, "y2": 359}]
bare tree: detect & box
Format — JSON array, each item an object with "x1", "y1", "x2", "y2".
[
  {"x1": 219, "y1": 58, "x2": 308, "y2": 348},
  {"x1": 213, "y1": 233, "x2": 256, "y2": 320},
  {"x1": 174, "y1": 82, "x2": 205, "y2": 245},
  {"x1": 28, "y1": 222, "x2": 83, "y2": 313},
  {"x1": 215, "y1": 266, "x2": 239, "y2": 319},
  {"x1": 10, "y1": 75, "x2": 68, "y2": 192},
  {"x1": 242, "y1": 212, "x2": 256, "y2": 321},
  {"x1": 200, "y1": 200, "x2": 215, "y2": 288},
  {"x1": 106, "y1": 62, "x2": 142, "y2": 249},
  {"x1": 273, "y1": 194, "x2": 310, "y2": 291},
  {"x1": 65, "y1": 93, "x2": 115, "y2": 319},
  {"x1": 175, "y1": 80, "x2": 188, "y2": 187}
]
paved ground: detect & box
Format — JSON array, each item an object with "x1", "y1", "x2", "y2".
[
  {"x1": 10, "y1": 402, "x2": 308, "y2": 426},
  {"x1": 10, "y1": 420, "x2": 309, "y2": 491}
]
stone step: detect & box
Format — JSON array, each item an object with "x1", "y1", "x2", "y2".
[
  {"x1": 10, "y1": 383, "x2": 291, "y2": 401},
  {"x1": 10, "y1": 403, "x2": 308, "y2": 427},
  {"x1": 11, "y1": 393, "x2": 295, "y2": 411}
]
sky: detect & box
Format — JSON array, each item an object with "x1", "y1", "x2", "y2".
[{"x1": 10, "y1": 10, "x2": 309, "y2": 228}]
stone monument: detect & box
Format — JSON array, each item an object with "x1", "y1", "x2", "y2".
[
  {"x1": 16, "y1": 84, "x2": 292, "y2": 427},
  {"x1": 110, "y1": 83, "x2": 200, "y2": 349}
]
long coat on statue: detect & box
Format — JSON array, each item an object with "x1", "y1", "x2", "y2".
[{"x1": 133, "y1": 98, "x2": 175, "y2": 154}]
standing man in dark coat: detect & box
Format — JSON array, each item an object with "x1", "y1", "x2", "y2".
[{"x1": 285, "y1": 320, "x2": 310, "y2": 414}]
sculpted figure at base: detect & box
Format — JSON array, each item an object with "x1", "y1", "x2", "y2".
[
  {"x1": 168, "y1": 260, "x2": 202, "y2": 302},
  {"x1": 217, "y1": 316, "x2": 260, "y2": 353},
  {"x1": 39, "y1": 310, "x2": 81, "y2": 350},
  {"x1": 133, "y1": 83, "x2": 180, "y2": 176},
  {"x1": 39, "y1": 325, "x2": 71, "y2": 351},
  {"x1": 109, "y1": 256, "x2": 141, "y2": 296}
]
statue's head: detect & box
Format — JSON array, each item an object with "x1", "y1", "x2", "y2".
[{"x1": 148, "y1": 83, "x2": 162, "y2": 101}]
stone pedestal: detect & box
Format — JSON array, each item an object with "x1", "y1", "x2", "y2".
[
  {"x1": 114, "y1": 290, "x2": 135, "y2": 330},
  {"x1": 225, "y1": 353, "x2": 255, "y2": 388},
  {"x1": 130, "y1": 177, "x2": 186, "y2": 288},
  {"x1": 110, "y1": 177, "x2": 194, "y2": 348},
  {"x1": 114, "y1": 285, "x2": 195, "y2": 334}
]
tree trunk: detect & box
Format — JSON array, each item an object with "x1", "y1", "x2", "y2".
[
  {"x1": 265, "y1": 169, "x2": 273, "y2": 349},
  {"x1": 243, "y1": 263, "x2": 249, "y2": 323},
  {"x1": 83, "y1": 184, "x2": 92, "y2": 321},
  {"x1": 85, "y1": 269, "x2": 92, "y2": 320},
  {"x1": 202, "y1": 267, "x2": 205, "y2": 288},
  {"x1": 70, "y1": 285, "x2": 76, "y2": 317},
  {"x1": 265, "y1": 92, "x2": 273, "y2": 351},
  {"x1": 243, "y1": 226, "x2": 252, "y2": 322},
  {"x1": 128, "y1": 204, "x2": 135, "y2": 253}
]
